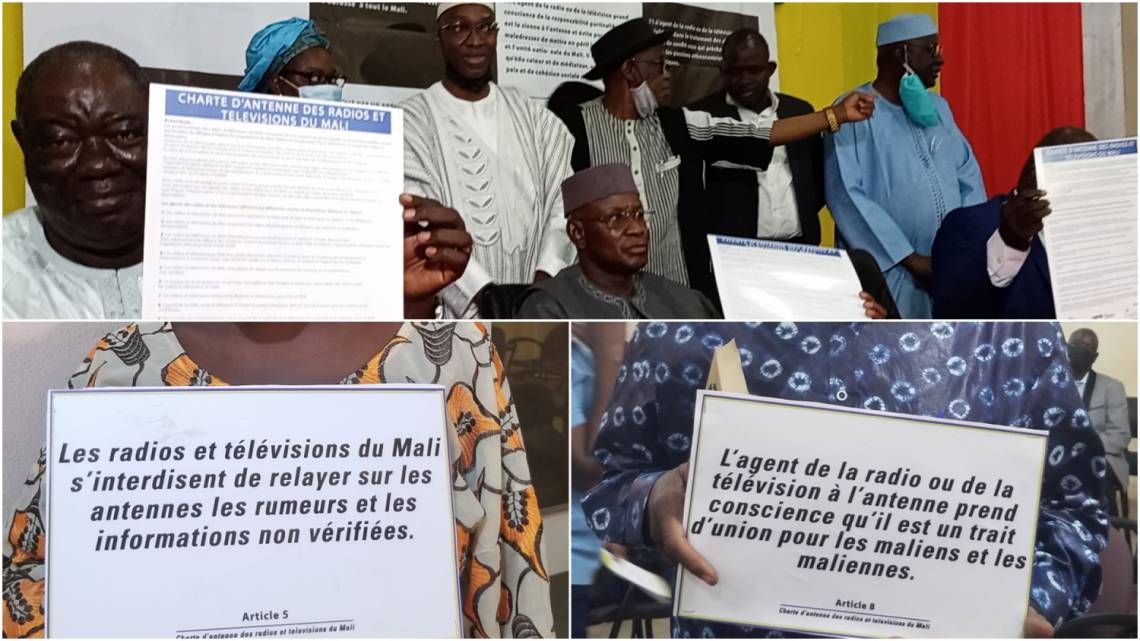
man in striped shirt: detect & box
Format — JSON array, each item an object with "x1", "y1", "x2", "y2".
[{"x1": 557, "y1": 18, "x2": 874, "y2": 303}]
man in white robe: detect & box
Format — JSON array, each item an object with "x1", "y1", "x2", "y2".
[
  {"x1": 402, "y1": 2, "x2": 575, "y2": 317},
  {"x1": 5, "y1": 42, "x2": 149, "y2": 319}
]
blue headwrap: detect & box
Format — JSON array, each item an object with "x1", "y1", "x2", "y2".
[{"x1": 239, "y1": 17, "x2": 330, "y2": 92}]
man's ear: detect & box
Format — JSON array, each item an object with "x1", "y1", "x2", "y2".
[
  {"x1": 11, "y1": 119, "x2": 24, "y2": 152},
  {"x1": 567, "y1": 219, "x2": 587, "y2": 249},
  {"x1": 620, "y1": 59, "x2": 640, "y2": 86}
]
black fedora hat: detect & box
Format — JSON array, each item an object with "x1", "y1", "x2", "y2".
[{"x1": 584, "y1": 18, "x2": 673, "y2": 80}]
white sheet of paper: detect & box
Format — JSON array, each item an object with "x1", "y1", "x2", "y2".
[
  {"x1": 1035, "y1": 138, "x2": 1138, "y2": 319},
  {"x1": 599, "y1": 548, "x2": 672, "y2": 603},
  {"x1": 674, "y1": 391, "x2": 1045, "y2": 638},
  {"x1": 46, "y1": 386, "x2": 460, "y2": 638},
  {"x1": 143, "y1": 84, "x2": 404, "y2": 319},
  {"x1": 341, "y1": 83, "x2": 420, "y2": 108},
  {"x1": 708, "y1": 235, "x2": 866, "y2": 319}
]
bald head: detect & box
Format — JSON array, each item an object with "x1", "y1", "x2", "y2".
[
  {"x1": 1066, "y1": 328, "x2": 1099, "y2": 379},
  {"x1": 720, "y1": 28, "x2": 775, "y2": 111},
  {"x1": 16, "y1": 41, "x2": 148, "y2": 124},
  {"x1": 722, "y1": 28, "x2": 769, "y2": 60},
  {"x1": 1017, "y1": 127, "x2": 1097, "y2": 192},
  {"x1": 1068, "y1": 328, "x2": 1099, "y2": 353}
]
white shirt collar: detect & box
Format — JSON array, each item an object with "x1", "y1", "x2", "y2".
[
  {"x1": 25, "y1": 207, "x2": 141, "y2": 279},
  {"x1": 726, "y1": 90, "x2": 779, "y2": 116},
  {"x1": 430, "y1": 80, "x2": 498, "y2": 108}
]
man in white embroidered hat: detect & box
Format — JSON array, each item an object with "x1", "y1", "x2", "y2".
[
  {"x1": 824, "y1": 13, "x2": 986, "y2": 320},
  {"x1": 401, "y1": 2, "x2": 576, "y2": 318}
]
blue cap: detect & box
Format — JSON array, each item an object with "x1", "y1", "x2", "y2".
[
  {"x1": 876, "y1": 14, "x2": 937, "y2": 46},
  {"x1": 239, "y1": 18, "x2": 330, "y2": 92}
]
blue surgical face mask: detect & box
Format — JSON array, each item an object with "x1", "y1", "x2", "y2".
[
  {"x1": 298, "y1": 83, "x2": 343, "y2": 102},
  {"x1": 899, "y1": 50, "x2": 940, "y2": 128}
]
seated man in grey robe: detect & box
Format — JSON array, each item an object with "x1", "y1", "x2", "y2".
[{"x1": 516, "y1": 163, "x2": 719, "y2": 319}]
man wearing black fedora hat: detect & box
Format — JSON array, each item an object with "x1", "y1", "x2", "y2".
[{"x1": 557, "y1": 18, "x2": 875, "y2": 304}]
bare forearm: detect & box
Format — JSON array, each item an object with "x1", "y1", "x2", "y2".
[{"x1": 770, "y1": 110, "x2": 840, "y2": 146}]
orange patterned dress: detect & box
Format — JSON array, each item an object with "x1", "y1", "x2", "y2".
[{"x1": 3, "y1": 322, "x2": 551, "y2": 638}]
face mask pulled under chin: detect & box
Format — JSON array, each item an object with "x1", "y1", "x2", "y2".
[
  {"x1": 298, "y1": 84, "x2": 344, "y2": 102},
  {"x1": 631, "y1": 81, "x2": 658, "y2": 118},
  {"x1": 899, "y1": 61, "x2": 940, "y2": 128}
]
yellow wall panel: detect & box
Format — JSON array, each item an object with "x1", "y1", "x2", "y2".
[
  {"x1": 1060, "y1": 322, "x2": 1138, "y2": 395},
  {"x1": 3, "y1": 2, "x2": 23, "y2": 214}
]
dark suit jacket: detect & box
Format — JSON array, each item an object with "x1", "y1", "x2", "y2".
[
  {"x1": 931, "y1": 195, "x2": 1056, "y2": 319},
  {"x1": 686, "y1": 89, "x2": 824, "y2": 246}
]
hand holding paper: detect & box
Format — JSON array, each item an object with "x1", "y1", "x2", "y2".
[
  {"x1": 999, "y1": 188, "x2": 1051, "y2": 251},
  {"x1": 402, "y1": 193, "x2": 473, "y2": 315},
  {"x1": 860, "y1": 292, "x2": 888, "y2": 319},
  {"x1": 648, "y1": 462, "x2": 718, "y2": 586}
]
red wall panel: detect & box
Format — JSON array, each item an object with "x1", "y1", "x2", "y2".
[{"x1": 939, "y1": 3, "x2": 1086, "y2": 196}]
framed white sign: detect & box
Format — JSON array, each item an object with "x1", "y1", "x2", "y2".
[
  {"x1": 46, "y1": 386, "x2": 460, "y2": 638},
  {"x1": 675, "y1": 391, "x2": 1047, "y2": 638}
]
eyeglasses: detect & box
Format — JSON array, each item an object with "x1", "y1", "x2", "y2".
[
  {"x1": 439, "y1": 20, "x2": 499, "y2": 41},
  {"x1": 281, "y1": 70, "x2": 347, "y2": 87},
  {"x1": 581, "y1": 208, "x2": 647, "y2": 235}
]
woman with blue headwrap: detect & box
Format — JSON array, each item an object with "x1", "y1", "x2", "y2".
[
  {"x1": 237, "y1": 20, "x2": 480, "y2": 321},
  {"x1": 238, "y1": 17, "x2": 344, "y2": 99}
]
